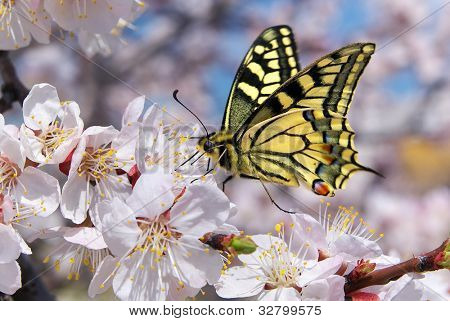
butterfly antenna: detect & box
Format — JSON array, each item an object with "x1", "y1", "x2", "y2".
[{"x1": 173, "y1": 90, "x2": 209, "y2": 136}]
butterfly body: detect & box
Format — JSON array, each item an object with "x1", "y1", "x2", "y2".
[{"x1": 198, "y1": 25, "x2": 378, "y2": 196}]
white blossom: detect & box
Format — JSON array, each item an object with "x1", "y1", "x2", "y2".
[
  {"x1": 215, "y1": 221, "x2": 345, "y2": 301},
  {"x1": 89, "y1": 170, "x2": 234, "y2": 300},
  {"x1": 19, "y1": 83, "x2": 84, "y2": 165},
  {"x1": 60, "y1": 125, "x2": 133, "y2": 224},
  {"x1": 0, "y1": 0, "x2": 51, "y2": 50}
]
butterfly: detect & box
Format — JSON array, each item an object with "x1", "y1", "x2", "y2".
[{"x1": 196, "y1": 25, "x2": 379, "y2": 197}]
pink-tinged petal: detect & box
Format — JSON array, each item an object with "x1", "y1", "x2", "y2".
[
  {"x1": 61, "y1": 174, "x2": 90, "y2": 224},
  {"x1": 16, "y1": 166, "x2": 61, "y2": 217},
  {"x1": 63, "y1": 227, "x2": 107, "y2": 250},
  {"x1": 215, "y1": 266, "x2": 264, "y2": 299},
  {"x1": 82, "y1": 126, "x2": 119, "y2": 149},
  {"x1": 170, "y1": 237, "x2": 223, "y2": 288},
  {"x1": 0, "y1": 261, "x2": 21, "y2": 295},
  {"x1": 3, "y1": 124, "x2": 19, "y2": 139},
  {"x1": 0, "y1": 113, "x2": 4, "y2": 130},
  {"x1": 330, "y1": 234, "x2": 383, "y2": 261},
  {"x1": 2, "y1": 195, "x2": 16, "y2": 223},
  {"x1": 126, "y1": 172, "x2": 175, "y2": 220},
  {"x1": 113, "y1": 254, "x2": 170, "y2": 301},
  {"x1": 0, "y1": 224, "x2": 21, "y2": 263},
  {"x1": 88, "y1": 255, "x2": 119, "y2": 298},
  {"x1": 170, "y1": 182, "x2": 231, "y2": 238},
  {"x1": 23, "y1": 84, "x2": 60, "y2": 130},
  {"x1": 301, "y1": 275, "x2": 345, "y2": 301},
  {"x1": 101, "y1": 198, "x2": 140, "y2": 257},
  {"x1": 292, "y1": 213, "x2": 327, "y2": 250},
  {"x1": 258, "y1": 287, "x2": 302, "y2": 301},
  {"x1": 122, "y1": 96, "x2": 145, "y2": 127},
  {"x1": 298, "y1": 256, "x2": 343, "y2": 287},
  {"x1": 0, "y1": 132, "x2": 25, "y2": 170}
]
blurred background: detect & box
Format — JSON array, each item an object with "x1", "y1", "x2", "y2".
[{"x1": 2, "y1": 0, "x2": 449, "y2": 300}]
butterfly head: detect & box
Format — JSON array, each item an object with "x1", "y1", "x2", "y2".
[{"x1": 198, "y1": 133, "x2": 220, "y2": 160}]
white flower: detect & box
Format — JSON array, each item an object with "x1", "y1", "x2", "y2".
[
  {"x1": 78, "y1": 0, "x2": 145, "y2": 57},
  {"x1": 0, "y1": 130, "x2": 61, "y2": 221},
  {"x1": 31, "y1": 225, "x2": 110, "y2": 282},
  {"x1": 90, "y1": 170, "x2": 234, "y2": 300},
  {"x1": 60, "y1": 125, "x2": 134, "y2": 224},
  {"x1": 0, "y1": 0, "x2": 51, "y2": 50},
  {"x1": 293, "y1": 201, "x2": 383, "y2": 262},
  {"x1": 19, "y1": 83, "x2": 84, "y2": 165},
  {"x1": 215, "y1": 222, "x2": 345, "y2": 301},
  {"x1": 44, "y1": 0, "x2": 136, "y2": 34},
  {"x1": 136, "y1": 102, "x2": 207, "y2": 181},
  {"x1": 0, "y1": 195, "x2": 22, "y2": 295}
]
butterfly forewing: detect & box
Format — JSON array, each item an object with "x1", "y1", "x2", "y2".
[
  {"x1": 222, "y1": 25, "x2": 300, "y2": 132},
  {"x1": 238, "y1": 43, "x2": 375, "y2": 134}
]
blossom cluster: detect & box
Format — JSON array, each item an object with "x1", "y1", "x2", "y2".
[
  {"x1": 0, "y1": 83, "x2": 442, "y2": 301},
  {"x1": 0, "y1": 0, "x2": 144, "y2": 56}
]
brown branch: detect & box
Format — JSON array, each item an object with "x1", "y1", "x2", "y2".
[
  {"x1": 0, "y1": 51, "x2": 28, "y2": 113},
  {"x1": 345, "y1": 238, "x2": 449, "y2": 294}
]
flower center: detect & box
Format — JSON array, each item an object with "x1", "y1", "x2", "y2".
[
  {"x1": 35, "y1": 120, "x2": 76, "y2": 162},
  {"x1": 78, "y1": 147, "x2": 117, "y2": 179},
  {"x1": 319, "y1": 200, "x2": 384, "y2": 244},
  {"x1": 134, "y1": 215, "x2": 182, "y2": 263},
  {"x1": 0, "y1": 156, "x2": 20, "y2": 193},
  {"x1": 259, "y1": 240, "x2": 302, "y2": 289}
]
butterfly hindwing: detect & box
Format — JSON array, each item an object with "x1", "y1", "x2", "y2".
[
  {"x1": 240, "y1": 109, "x2": 371, "y2": 196},
  {"x1": 222, "y1": 25, "x2": 300, "y2": 132}
]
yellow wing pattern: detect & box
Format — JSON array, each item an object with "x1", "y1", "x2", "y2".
[
  {"x1": 238, "y1": 43, "x2": 377, "y2": 196},
  {"x1": 222, "y1": 25, "x2": 300, "y2": 132}
]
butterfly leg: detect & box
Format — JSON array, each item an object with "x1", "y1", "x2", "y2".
[
  {"x1": 222, "y1": 176, "x2": 233, "y2": 192},
  {"x1": 260, "y1": 181, "x2": 295, "y2": 214}
]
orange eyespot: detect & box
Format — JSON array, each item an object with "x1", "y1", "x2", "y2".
[{"x1": 312, "y1": 180, "x2": 332, "y2": 196}]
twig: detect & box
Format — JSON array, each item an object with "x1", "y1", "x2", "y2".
[
  {"x1": 345, "y1": 238, "x2": 449, "y2": 294},
  {"x1": 0, "y1": 51, "x2": 28, "y2": 113}
]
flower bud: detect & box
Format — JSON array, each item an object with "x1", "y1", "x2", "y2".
[{"x1": 229, "y1": 236, "x2": 257, "y2": 255}]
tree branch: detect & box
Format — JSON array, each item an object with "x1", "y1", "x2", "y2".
[
  {"x1": 0, "y1": 51, "x2": 28, "y2": 113},
  {"x1": 345, "y1": 238, "x2": 449, "y2": 294}
]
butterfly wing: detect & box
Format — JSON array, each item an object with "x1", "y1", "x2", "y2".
[
  {"x1": 222, "y1": 25, "x2": 300, "y2": 133},
  {"x1": 237, "y1": 43, "x2": 375, "y2": 136},
  {"x1": 237, "y1": 43, "x2": 376, "y2": 196}
]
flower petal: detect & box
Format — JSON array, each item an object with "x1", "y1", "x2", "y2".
[
  {"x1": 170, "y1": 237, "x2": 223, "y2": 288},
  {"x1": 126, "y1": 172, "x2": 175, "y2": 220},
  {"x1": 298, "y1": 256, "x2": 343, "y2": 286},
  {"x1": 330, "y1": 234, "x2": 383, "y2": 261},
  {"x1": 170, "y1": 182, "x2": 231, "y2": 237},
  {"x1": 63, "y1": 227, "x2": 107, "y2": 250},
  {"x1": 122, "y1": 96, "x2": 145, "y2": 127},
  {"x1": 258, "y1": 287, "x2": 302, "y2": 301},
  {"x1": 301, "y1": 275, "x2": 345, "y2": 301},
  {"x1": 0, "y1": 224, "x2": 21, "y2": 263},
  {"x1": 215, "y1": 266, "x2": 264, "y2": 299},
  {"x1": 16, "y1": 166, "x2": 61, "y2": 217},
  {"x1": 61, "y1": 174, "x2": 90, "y2": 224},
  {"x1": 101, "y1": 198, "x2": 140, "y2": 257},
  {"x1": 292, "y1": 213, "x2": 327, "y2": 250},
  {"x1": 23, "y1": 83, "x2": 60, "y2": 131},
  {"x1": 88, "y1": 255, "x2": 119, "y2": 298},
  {"x1": 0, "y1": 261, "x2": 21, "y2": 295}
]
